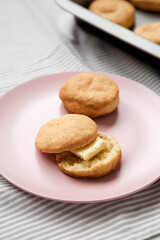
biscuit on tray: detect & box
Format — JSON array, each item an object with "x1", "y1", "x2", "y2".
[
  {"x1": 134, "y1": 22, "x2": 160, "y2": 45},
  {"x1": 130, "y1": 0, "x2": 160, "y2": 12},
  {"x1": 59, "y1": 73, "x2": 119, "y2": 119},
  {"x1": 88, "y1": 0, "x2": 135, "y2": 29},
  {"x1": 35, "y1": 114, "x2": 121, "y2": 178}
]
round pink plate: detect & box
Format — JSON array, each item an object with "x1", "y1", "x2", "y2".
[{"x1": 0, "y1": 72, "x2": 160, "y2": 203}]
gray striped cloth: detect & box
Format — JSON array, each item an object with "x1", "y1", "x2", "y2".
[{"x1": 0, "y1": 0, "x2": 160, "y2": 239}]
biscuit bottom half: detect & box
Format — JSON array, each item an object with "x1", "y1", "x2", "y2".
[{"x1": 56, "y1": 132, "x2": 121, "y2": 178}]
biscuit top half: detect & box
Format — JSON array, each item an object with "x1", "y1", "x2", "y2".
[
  {"x1": 35, "y1": 114, "x2": 98, "y2": 153},
  {"x1": 59, "y1": 73, "x2": 119, "y2": 107}
]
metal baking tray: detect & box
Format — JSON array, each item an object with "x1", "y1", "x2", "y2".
[{"x1": 56, "y1": 0, "x2": 160, "y2": 59}]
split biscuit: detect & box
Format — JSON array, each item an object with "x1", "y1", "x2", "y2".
[
  {"x1": 130, "y1": 0, "x2": 160, "y2": 12},
  {"x1": 35, "y1": 115, "x2": 121, "y2": 179},
  {"x1": 56, "y1": 132, "x2": 121, "y2": 179},
  {"x1": 134, "y1": 22, "x2": 160, "y2": 44},
  {"x1": 35, "y1": 114, "x2": 97, "y2": 153},
  {"x1": 88, "y1": 0, "x2": 135, "y2": 29},
  {"x1": 59, "y1": 73, "x2": 119, "y2": 119}
]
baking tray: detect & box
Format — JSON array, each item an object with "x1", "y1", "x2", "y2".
[{"x1": 56, "y1": 0, "x2": 160, "y2": 59}]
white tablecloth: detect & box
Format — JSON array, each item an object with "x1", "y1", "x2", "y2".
[{"x1": 0, "y1": 0, "x2": 160, "y2": 239}]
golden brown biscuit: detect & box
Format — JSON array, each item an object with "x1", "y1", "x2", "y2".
[
  {"x1": 35, "y1": 114, "x2": 97, "y2": 153},
  {"x1": 134, "y1": 22, "x2": 160, "y2": 44},
  {"x1": 88, "y1": 0, "x2": 135, "y2": 29},
  {"x1": 130, "y1": 0, "x2": 160, "y2": 11},
  {"x1": 56, "y1": 132, "x2": 121, "y2": 178},
  {"x1": 59, "y1": 73, "x2": 119, "y2": 119}
]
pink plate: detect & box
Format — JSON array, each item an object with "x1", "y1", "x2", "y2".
[{"x1": 0, "y1": 72, "x2": 160, "y2": 203}]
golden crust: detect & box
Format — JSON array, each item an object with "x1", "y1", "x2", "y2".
[
  {"x1": 56, "y1": 132, "x2": 121, "y2": 178},
  {"x1": 35, "y1": 114, "x2": 97, "y2": 153},
  {"x1": 130, "y1": 0, "x2": 160, "y2": 11},
  {"x1": 88, "y1": 0, "x2": 135, "y2": 29},
  {"x1": 59, "y1": 73, "x2": 119, "y2": 118},
  {"x1": 134, "y1": 22, "x2": 160, "y2": 45}
]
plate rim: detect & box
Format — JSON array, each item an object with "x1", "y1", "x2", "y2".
[
  {"x1": 1, "y1": 71, "x2": 160, "y2": 101},
  {"x1": 1, "y1": 173, "x2": 159, "y2": 203}
]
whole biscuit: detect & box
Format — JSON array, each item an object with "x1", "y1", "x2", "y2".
[
  {"x1": 130, "y1": 0, "x2": 160, "y2": 11},
  {"x1": 35, "y1": 114, "x2": 97, "y2": 153},
  {"x1": 59, "y1": 73, "x2": 119, "y2": 118},
  {"x1": 56, "y1": 132, "x2": 121, "y2": 178},
  {"x1": 88, "y1": 0, "x2": 135, "y2": 29},
  {"x1": 134, "y1": 22, "x2": 160, "y2": 44}
]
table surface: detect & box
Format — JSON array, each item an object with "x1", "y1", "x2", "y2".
[{"x1": 0, "y1": 0, "x2": 160, "y2": 240}]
